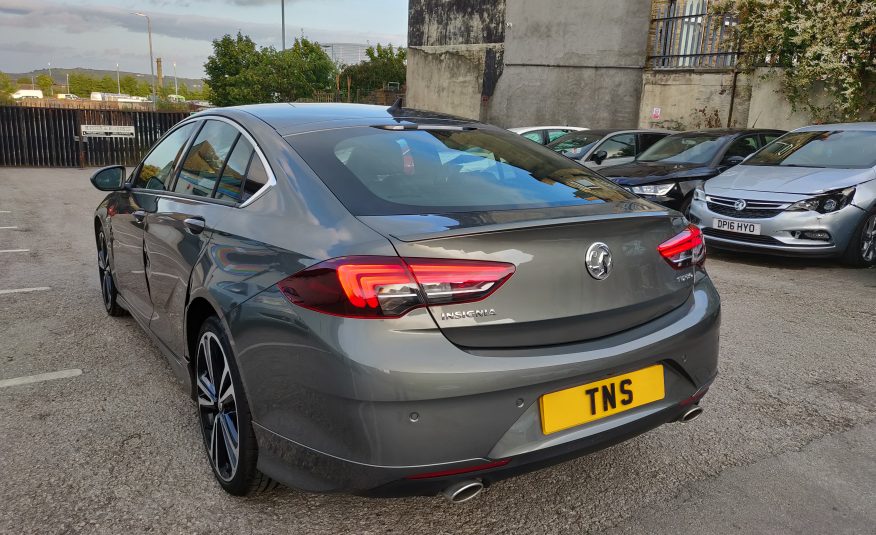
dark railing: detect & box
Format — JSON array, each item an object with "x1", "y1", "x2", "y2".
[
  {"x1": 0, "y1": 106, "x2": 188, "y2": 167},
  {"x1": 648, "y1": 0, "x2": 740, "y2": 70}
]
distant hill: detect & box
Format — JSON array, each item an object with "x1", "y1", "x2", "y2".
[{"x1": 8, "y1": 67, "x2": 206, "y2": 90}]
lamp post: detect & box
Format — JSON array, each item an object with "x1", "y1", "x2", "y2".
[
  {"x1": 132, "y1": 12, "x2": 157, "y2": 110},
  {"x1": 281, "y1": 0, "x2": 285, "y2": 50},
  {"x1": 173, "y1": 62, "x2": 178, "y2": 95},
  {"x1": 116, "y1": 63, "x2": 121, "y2": 94},
  {"x1": 47, "y1": 62, "x2": 52, "y2": 96}
]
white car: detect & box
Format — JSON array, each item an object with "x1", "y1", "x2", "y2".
[
  {"x1": 11, "y1": 89, "x2": 44, "y2": 100},
  {"x1": 509, "y1": 125, "x2": 588, "y2": 145}
]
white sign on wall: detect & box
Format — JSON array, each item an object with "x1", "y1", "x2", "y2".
[
  {"x1": 651, "y1": 107, "x2": 662, "y2": 120},
  {"x1": 81, "y1": 125, "x2": 136, "y2": 138}
]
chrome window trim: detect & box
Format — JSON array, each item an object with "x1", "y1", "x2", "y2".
[{"x1": 174, "y1": 114, "x2": 278, "y2": 209}]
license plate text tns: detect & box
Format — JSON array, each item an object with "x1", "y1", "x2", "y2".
[{"x1": 539, "y1": 365, "x2": 665, "y2": 435}]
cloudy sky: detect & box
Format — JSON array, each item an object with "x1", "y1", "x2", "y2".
[{"x1": 0, "y1": 0, "x2": 408, "y2": 79}]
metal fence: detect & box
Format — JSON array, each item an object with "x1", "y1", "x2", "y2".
[
  {"x1": 648, "y1": 0, "x2": 740, "y2": 69},
  {"x1": 0, "y1": 106, "x2": 188, "y2": 167}
]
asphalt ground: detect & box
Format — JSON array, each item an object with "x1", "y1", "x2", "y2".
[{"x1": 1, "y1": 168, "x2": 874, "y2": 534}]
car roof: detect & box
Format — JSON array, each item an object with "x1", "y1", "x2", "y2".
[
  {"x1": 509, "y1": 126, "x2": 588, "y2": 133},
  {"x1": 794, "y1": 122, "x2": 876, "y2": 132},
  {"x1": 204, "y1": 103, "x2": 480, "y2": 136},
  {"x1": 670, "y1": 128, "x2": 785, "y2": 136}
]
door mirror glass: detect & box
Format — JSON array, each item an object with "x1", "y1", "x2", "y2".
[
  {"x1": 90, "y1": 166, "x2": 126, "y2": 191},
  {"x1": 722, "y1": 155, "x2": 745, "y2": 167},
  {"x1": 591, "y1": 150, "x2": 608, "y2": 165}
]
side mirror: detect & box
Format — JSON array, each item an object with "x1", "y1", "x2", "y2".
[
  {"x1": 90, "y1": 166, "x2": 126, "y2": 191},
  {"x1": 591, "y1": 150, "x2": 609, "y2": 165},
  {"x1": 722, "y1": 155, "x2": 745, "y2": 167}
]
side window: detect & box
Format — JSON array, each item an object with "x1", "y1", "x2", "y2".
[
  {"x1": 133, "y1": 123, "x2": 196, "y2": 190},
  {"x1": 174, "y1": 120, "x2": 238, "y2": 197},
  {"x1": 522, "y1": 131, "x2": 544, "y2": 144},
  {"x1": 546, "y1": 129, "x2": 569, "y2": 143},
  {"x1": 639, "y1": 133, "x2": 668, "y2": 154},
  {"x1": 761, "y1": 133, "x2": 782, "y2": 146},
  {"x1": 241, "y1": 155, "x2": 269, "y2": 202},
  {"x1": 725, "y1": 134, "x2": 760, "y2": 159},
  {"x1": 594, "y1": 133, "x2": 637, "y2": 160},
  {"x1": 215, "y1": 137, "x2": 254, "y2": 202}
]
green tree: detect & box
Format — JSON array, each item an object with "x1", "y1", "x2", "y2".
[
  {"x1": 69, "y1": 73, "x2": 97, "y2": 97},
  {"x1": 36, "y1": 74, "x2": 53, "y2": 96},
  {"x1": 16, "y1": 76, "x2": 30, "y2": 86},
  {"x1": 205, "y1": 32, "x2": 270, "y2": 106},
  {"x1": 204, "y1": 32, "x2": 337, "y2": 106},
  {"x1": 715, "y1": 0, "x2": 876, "y2": 121},
  {"x1": 0, "y1": 72, "x2": 14, "y2": 95},
  {"x1": 340, "y1": 44, "x2": 406, "y2": 94}
]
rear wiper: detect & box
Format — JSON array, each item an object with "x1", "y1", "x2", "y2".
[{"x1": 781, "y1": 164, "x2": 826, "y2": 168}]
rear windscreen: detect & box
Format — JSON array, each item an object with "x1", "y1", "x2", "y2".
[{"x1": 285, "y1": 126, "x2": 634, "y2": 215}]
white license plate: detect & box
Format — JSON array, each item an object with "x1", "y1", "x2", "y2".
[{"x1": 713, "y1": 218, "x2": 761, "y2": 235}]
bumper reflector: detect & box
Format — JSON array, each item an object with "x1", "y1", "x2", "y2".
[{"x1": 405, "y1": 459, "x2": 510, "y2": 480}]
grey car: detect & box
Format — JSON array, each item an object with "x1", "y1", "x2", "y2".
[
  {"x1": 689, "y1": 123, "x2": 876, "y2": 267},
  {"x1": 90, "y1": 103, "x2": 720, "y2": 500},
  {"x1": 546, "y1": 129, "x2": 673, "y2": 170}
]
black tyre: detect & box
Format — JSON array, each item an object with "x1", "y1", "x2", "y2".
[
  {"x1": 97, "y1": 229, "x2": 126, "y2": 317},
  {"x1": 841, "y1": 209, "x2": 876, "y2": 268},
  {"x1": 195, "y1": 316, "x2": 275, "y2": 495}
]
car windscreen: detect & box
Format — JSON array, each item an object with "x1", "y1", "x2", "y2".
[
  {"x1": 285, "y1": 126, "x2": 634, "y2": 215},
  {"x1": 636, "y1": 133, "x2": 724, "y2": 164},
  {"x1": 548, "y1": 133, "x2": 605, "y2": 153},
  {"x1": 745, "y1": 130, "x2": 876, "y2": 169}
]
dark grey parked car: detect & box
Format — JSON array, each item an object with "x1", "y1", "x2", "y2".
[{"x1": 90, "y1": 104, "x2": 720, "y2": 501}]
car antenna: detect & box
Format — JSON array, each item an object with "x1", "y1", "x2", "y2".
[{"x1": 388, "y1": 97, "x2": 403, "y2": 112}]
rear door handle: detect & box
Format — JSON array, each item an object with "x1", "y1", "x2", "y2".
[
  {"x1": 132, "y1": 210, "x2": 146, "y2": 223},
  {"x1": 184, "y1": 216, "x2": 207, "y2": 235}
]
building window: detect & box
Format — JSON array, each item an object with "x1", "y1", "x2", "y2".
[{"x1": 649, "y1": 0, "x2": 739, "y2": 69}]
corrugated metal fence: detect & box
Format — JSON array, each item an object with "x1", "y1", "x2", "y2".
[
  {"x1": 649, "y1": 0, "x2": 740, "y2": 69},
  {"x1": 0, "y1": 106, "x2": 188, "y2": 167}
]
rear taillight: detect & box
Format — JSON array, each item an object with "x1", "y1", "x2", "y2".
[
  {"x1": 277, "y1": 256, "x2": 515, "y2": 318},
  {"x1": 658, "y1": 224, "x2": 705, "y2": 269}
]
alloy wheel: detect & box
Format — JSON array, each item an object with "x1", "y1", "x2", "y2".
[
  {"x1": 97, "y1": 232, "x2": 112, "y2": 309},
  {"x1": 196, "y1": 331, "x2": 240, "y2": 482},
  {"x1": 861, "y1": 214, "x2": 876, "y2": 263}
]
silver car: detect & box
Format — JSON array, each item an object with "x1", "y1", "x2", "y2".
[{"x1": 689, "y1": 123, "x2": 876, "y2": 267}]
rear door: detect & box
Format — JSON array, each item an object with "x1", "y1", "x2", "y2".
[{"x1": 144, "y1": 119, "x2": 241, "y2": 357}]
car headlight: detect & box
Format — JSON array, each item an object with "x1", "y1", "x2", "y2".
[
  {"x1": 629, "y1": 183, "x2": 676, "y2": 196},
  {"x1": 693, "y1": 186, "x2": 706, "y2": 202},
  {"x1": 787, "y1": 187, "x2": 856, "y2": 214}
]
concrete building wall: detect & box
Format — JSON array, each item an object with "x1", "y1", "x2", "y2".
[
  {"x1": 406, "y1": 0, "x2": 505, "y2": 119},
  {"x1": 638, "y1": 70, "x2": 753, "y2": 130},
  {"x1": 406, "y1": 0, "x2": 652, "y2": 127},
  {"x1": 486, "y1": 0, "x2": 651, "y2": 128}
]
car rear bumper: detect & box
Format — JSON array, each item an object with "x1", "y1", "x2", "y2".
[
  {"x1": 236, "y1": 276, "x2": 721, "y2": 495},
  {"x1": 689, "y1": 198, "x2": 865, "y2": 257}
]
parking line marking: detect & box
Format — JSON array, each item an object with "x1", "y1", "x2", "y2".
[
  {"x1": 0, "y1": 287, "x2": 51, "y2": 295},
  {"x1": 0, "y1": 369, "x2": 82, "y2": 389},
  {"x1": 0, "y1": 226, "x2": 18, "y2": 230},
  {"x1": 0, "y1": 249, "x2": 29, "y2": 253}
]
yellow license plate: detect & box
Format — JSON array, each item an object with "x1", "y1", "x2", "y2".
[{"x1": 539, "y1": 364, "x2": 665, "y2": 435}]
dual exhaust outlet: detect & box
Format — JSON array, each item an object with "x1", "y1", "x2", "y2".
[{"x1": 440, "y1": 404, "x2": 704, "y2": 503}]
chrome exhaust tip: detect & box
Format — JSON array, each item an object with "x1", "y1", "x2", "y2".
[
  {"x1": 679, "y1": 405, "x2": 704, "y2": 423},
  {"x1": 442, "y1": 480, "x2": 484, "y2": 503}
]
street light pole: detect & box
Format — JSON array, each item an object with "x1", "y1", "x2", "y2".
[
  {"x1": 116, "y1": 63, "x2": 121, "y2": 94},
  {"x1": 133, "y1": 12, "x2": 157, "y2": 111},
  {"x1": 173, "y1": 62, "x2": 178, "y2": 95},
  {"x1": 47, "y1": 62, "x2": 52, "y2": 96},
  {"x1": 281, "y1": 0, "x2": 285, "y2": 50}
]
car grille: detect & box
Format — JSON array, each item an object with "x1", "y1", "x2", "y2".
[
  {"x1": 702, "y1": 227, "x2": 785, "y2": 245},
  {"x1": 706, "y1": 195, "x2": 788, "y2": 219}
]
